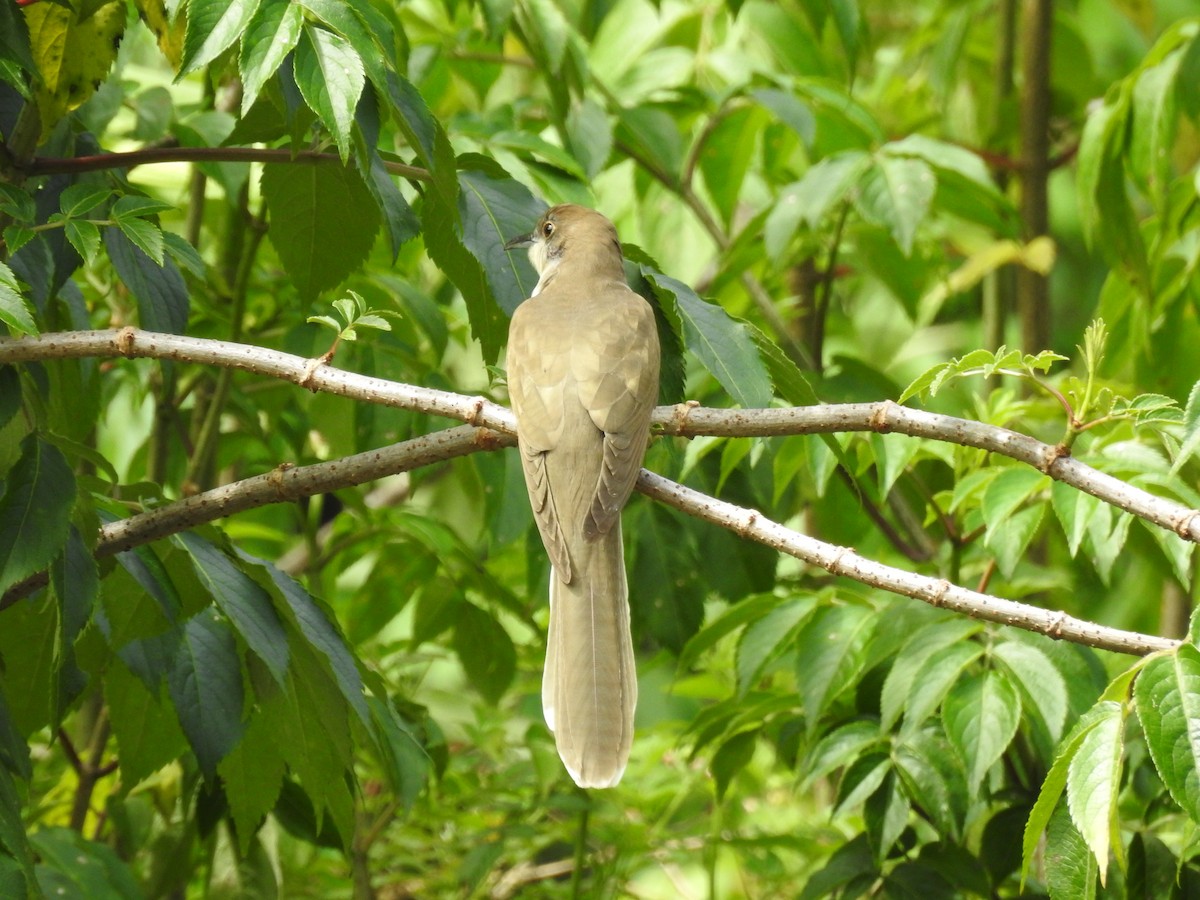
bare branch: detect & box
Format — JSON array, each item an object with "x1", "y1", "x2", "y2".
[{"x1": 1, "y1": 328, "x2": 1194, "y2": 657}]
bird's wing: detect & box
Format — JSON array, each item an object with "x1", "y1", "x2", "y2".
[
  {"x1": 508, "y1": 297, "x2": 574, "y2": 579},
  {"x1": 573, "y1": 286, "x2": 661, "y2": 539}
]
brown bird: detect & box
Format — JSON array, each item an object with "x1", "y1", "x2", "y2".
[{"x1": 504, "y1": 205, "x2": 660, "y2": 788}]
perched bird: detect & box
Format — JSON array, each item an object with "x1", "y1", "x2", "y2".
[{"x1": 504, "y1": 205, "x2": 661, "y2": 788}]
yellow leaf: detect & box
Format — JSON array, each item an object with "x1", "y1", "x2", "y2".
[
  {"x1": 132, "y1": 0, "x2": 185, "y2": 69},
  {"x1": 25, "y1": 0, "x2": 126, "y2": 138}
]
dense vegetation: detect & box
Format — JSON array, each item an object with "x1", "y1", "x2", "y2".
[{"x1": 0, "y1": 0, "x2": 1198, "y2": 896}]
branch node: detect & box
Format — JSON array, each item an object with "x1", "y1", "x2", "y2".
[
  {"x1": 1174, "y1": 510, "x2": 1200, "y2": 540},
  {"x1": 930, "y1": 579, "x2": 952, "y2": 607},
  {"x1": 116, "y1": 326, "x2": 137, "y2": 357},
  {"x1": 1048, "y1": 611, "x2": 1070, "y2": 638},
  {"x1": 1039, "y1": 443, "x2": 1071, "y2": 474},
  {"x1": 467, "y1": 397, "x2": 487, "y2": 426},
  {"x1": 869, "y1": 400, "x2": 896, "y2": 433},
  {"x1": 300, "y1": 352, "x2": 333, "y2": 391},
  {"x1": 670, "y1": 400, "x2": 701, "y2": 435},
  {"x1": 268, "y1": 462, "x2": 295, "y2": 495},
  {"x1": 476, "y1": 427, "x2": 509, "y2": 451},
  {"x1": 737, "y1": 511, "x2": 758, "y2": 538}
]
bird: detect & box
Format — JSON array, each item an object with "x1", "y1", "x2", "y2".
[{"x1": 504, "y1": 204, "x2": 661, "y2": 788}]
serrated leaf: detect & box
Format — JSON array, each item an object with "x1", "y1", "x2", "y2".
[
  {"x1": 0, "y1": 184, "x2": 35, "y2": 221},
  {"x1": 307, "y1": 315, "x2": 341, "y2": 331},
  {"x1": 294, "y1": 25, "x2": 364, "y2": 162},
  {"x1": 900, "y1": 641, "x2": 983, "y2": 735},
  {"x1": 993, "y1": 639, "x2": 1069, "y2": 743},
  {"x1": 646, "y1": 270, "x2": 772, "y2": 408},
  {"x1": 58, "y1": 183, "x2": 112, "y2": 218},
  {"x1": 104, "y1": 659, "x2": 187, "y2": 788},
  {"x1": 176, "y1": 532, "x2": 290, "y2": 686},
  {"x1": 25, "y1": 1, "x2": 125, "y2": 134},
  {"x1": 880, "y1": 617, "x2": 983, "y2": 730},
  {"x1": 795, "y1": 604, "x2": 875, "y2": 728},
  {"x1": 764, "y1": 151, "x2": 869, "y2": 261},
  {"x1": 736, "y1": 597, "x2": 816, "y2": 693},
  {"x1": 981, "y1": 467, "x2": 1049, "y2": 531},
  {"x1": 460, "y1": 161, "x2": 547, "y2": 315},
  {"x1": 116, "y1": 215, "x2": 165, "y2": 265},
  {"x1": 238, "y1": 0, "x2": 303, "y2": 115},
  {"x1": 856, "y1": 155, "x2": 935, "y2": 255},
  {"x1": 3, "y1": 228, "x2": 36, "y2": 265},
  {"x1": 1021, "y1": 701, "x2": 1119, "y2": 887},
  {"x1": 453, "y1": 602, "x2": 515, "y2": 704},
  {"x1": 217, "y1": 711, "x2": 286, "y2": 853},
  {"x1": 1046, "y1": 803, "x2": 1098, "y2": 900},
  {"x1": 162, "y1": 231, "x2": 206, "y2": 277},
  {"x1": 0, "y1": 436, "x2": 75, "y2": 594},
  {"x1": 1066, "y1": 700, "x2": 1124, "y2": 880},
  {"x1": 104, "y1": 227, "x2": 189, "y2": 332},
  {"x1": 1134, "y1": 645, "x2": 1200, "y2": 822},
  {"x1": 0, "y1": 262, "x2": 37, "y2": 335},
  {"x1": 943, "y1": 670, "x2": 1021, "y2": 793},
  {"x1": 180, "y1": 0, "x2": 262, "y2": 76},
  {"x1": 261, "y1": 161, "x2": 378, "y2": 301},
  {"x1": 679, "y1": 593, "x2": 789, "y2": 672},
  {"x1": 64, "y1": 219, "x2": 101, "y2": 265},
  {"x1": 1174, "y1": 380, "x2": 1200, "y2": 475},
  {"x1": 167, "y1": 610, "x2": 246, "y2": 776},
  {"x1": 259, "y1": 561, "x2": 369, "y2": 726}
]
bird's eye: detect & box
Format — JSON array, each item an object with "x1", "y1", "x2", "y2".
[{"x1": 541, "y1": 221, "x2": 555, "y2": 238}]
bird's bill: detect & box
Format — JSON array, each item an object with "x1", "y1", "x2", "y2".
[{"x1": 504, "y1": 232, "x2": 535, "y2": 250}]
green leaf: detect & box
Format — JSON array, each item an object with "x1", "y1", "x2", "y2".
[
  {"x1": 259, "y1": 560, "x2": 369, "y2": 726},
  {"x1": 294, "y1": 25, "x2": 365, "y2": 163},
  {"x1": 452, "y1": 602, "x2": 516, "y2": 704},
  {"x1": 64, "y1": 219, "x2": 101, "y2": 265},
  {"x1": 0, "y1": 262, "x2": 37, "y2": 336},
  {"x1": 104, "y1": 227, "x2": 189, "y2": 333},
  {"x1": 31, "y1": 827, "x2": 141, "y2": 899},
  {"x1": 1066, "y1": 699, "x2": 1124, "y2": 878},
  {"x1": 239, "y1": 0, "x2": 304, "y2": 115},
  {"x1": 217, "y1": 711, "x2": 287, "y2": 853},
  {"x1": 58, "y1": 183, "x2": 111, "y2": 218},
  {"x1": 902, "y1": 641, "x2": 983, "y2": 737},
  {"x1": 162, "y1": 231, "x2": 206, "y2": 277},
  {"x1": 1134, "y1": 645, "x2": 1200, "y2": 822},
  {"x1": 0, "y1": 436, "x2": 75, "y2": 595},
  {"x1": 180, "y1": 0, "x2": 262, "y2": 76},
  {"x1": 711, "y1": 728, "x2": 758, "y2": 800},
  {"x1": 894, "y1": 730, "x2": 968, "y2": 839},
  {"x1": 736, "y1": 596, "x2": 816, "y2": 693},
  {"x1": 115, "y1": 215, "x2": 164, "y2": 265},
  {"x1": 985, "y1": 503, "x2": 1046, "y2": 579},
  {"x1": 764, "y1": 151, "x2": 869, "y2": 260},
  {"x1": 855, "y1": 155, "x2": 936, "y2": 256},
  {"x1": 802, "y1": 720, "x2": 881, "y2": 787},
  {"x1": 645, "y1": 270, "x2": 773, "y2": 408},
  {"x1": 1171, "y1": 379, "x2": 1200, "y2": 475},
  {"x1": 943, "y1": 669, "x2": 1021, "y2": 793},
  {"x1": 261, "y1": 161, "x2": 379, "y2": 301},
  {"x1": 880, "y1": 617, "x2": 983, "y2": 731},
  {"x1": 0, "y1": 768, "x2": 34, "y2": 895},
  {"x1": 1046, "y1": 804, "x2": 1098, "y2": 900},
  {"x1": 679, "y1": 593, "x2": 788, "y2": 671},
  {"x1": 458, "y1": 161, "x2": 546, "y2": 314},
  {"x1": 167, "y1": 610, "x2": 246, "y2": 777},
  {"x1": 981, "y1": 468, "x2": 1049, "y2": 568},
  {"x1": 1021, "y1": 701, "x2": 1119, "y2": 886},
  {"x1": 367, "y1": 696, "x2": 429, "y2": 808},
  {"x1": 795, "y1": 603, "x2": 875, "y2": 728},
  {"x1": 176, "y1": 532, "x2": 290, "y2": 686},
  {"x1": 104, "y1": 660, "x2": 187, "y2": 789},
  {"x1": 0, "y1": 184, "x2": 35, "y2": 222},
  {"x1": 993, "y1": 638, "x2": 1069, "y2": 744}
]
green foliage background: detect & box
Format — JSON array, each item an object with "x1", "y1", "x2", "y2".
[{"x1": 0, "y1": 0, "x2": 1198, "y2": 897}]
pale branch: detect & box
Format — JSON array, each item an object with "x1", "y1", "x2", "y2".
[
  {"x1": 638, "y1": 471, "x2": 1176, "y2": 657},
  {"x1": 0, "y1": 425, "x2": 512, "y2": 611},
  {"x1": 0, "y1": 328, "x2": 1194, "y2": 656},
  {"x1": 1, "y1": 329, "x2": 1196, "y2": 546}
]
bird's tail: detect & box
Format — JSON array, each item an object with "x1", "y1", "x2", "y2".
[{"x1": 543, "y1": 525, "x2": 637, "y2": 788}]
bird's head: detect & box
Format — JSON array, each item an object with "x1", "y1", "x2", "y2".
[{"x1": 504, "y1": 205, "x2": 625, "y2": 295}]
